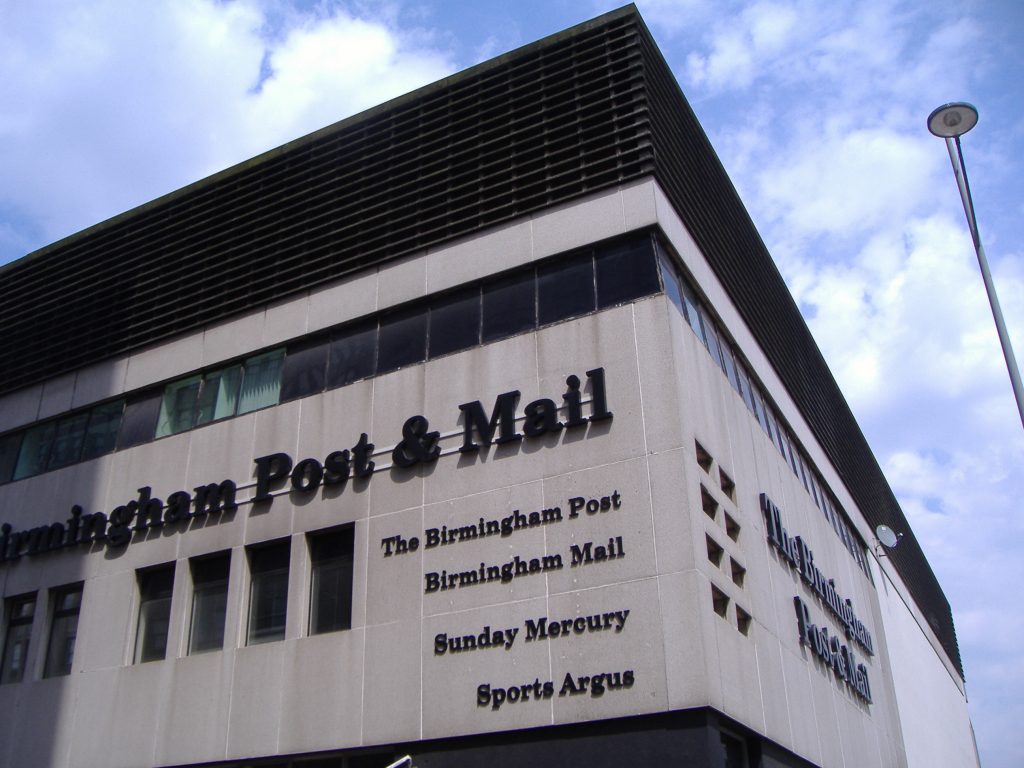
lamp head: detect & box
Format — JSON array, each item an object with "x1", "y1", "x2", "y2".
[{"x1": 928, "y1": 102, "x2": 978, "y2": 138}]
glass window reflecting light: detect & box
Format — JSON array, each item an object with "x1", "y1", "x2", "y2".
[
  {"x1": 247, "y1": 541, "x2": 290, "y2": 645},
  {"x1": 44, "y1": 585, "x2": 82, "y2": 678},
  {"x1": 189, "y1": 554, "x2": 230, "y2": 654},
  {"x1": 135, "y1": 566, "x2": 175, "y2": 663},
  {"x1": 1, "y1": 595, "x2": 35, "y2": 684},
  {"x1": 309, "y1": 527, "x2": 354, "y2": 635}
]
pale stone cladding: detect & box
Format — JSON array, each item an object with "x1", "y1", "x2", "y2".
[{"x1": 0, "y1": 179, "x2": 977, "y2": 767}]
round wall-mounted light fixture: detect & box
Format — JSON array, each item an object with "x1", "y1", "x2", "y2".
[{"x1": 927, "y1": 102, "x2": 978, "y2": 138}]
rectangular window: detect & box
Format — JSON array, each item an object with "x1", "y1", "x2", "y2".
[
  {"x1": 117, "y1": 389, "x2": 162, "y2": 450},
  {"x1": 13, "y1": 422, "x2": 56, "y2": 480},
  {"x1": 537, "y1": 253, "x2": 595, "y2": 326},
  {"x1": 378, "y1": 307, "x2": 427, "y2": 375},
  {"x1": 280, "y1": 341, "x2": 328, "y2": 403},
  {"x1": 309, "y1": 527, "x2": 354, "y2": 635},
  {"x1": 699, "y1": 306, "x2": 724, "y2": 371},
  {"x1": 237, "y1": 349, "x2": 285, "y2": 414},
  {"x1": 680, "y1": 281, "x2": 705, "y2": 340},
  {"x1": 156, "y1": 375, "x2": 202, "y2": 437},
  {"x1": 0, "y1": 432, "x2": 22, "y2": 484},
  {"x1": 595, "y1": 235, "x2": 660, "y2": 308},
  {"x1": 659, "y1": 258, "x2": 685, "y2": 316},
  {"x1": 44, "y1": 585, "x2": 82, "y2": 678},
  {"x1": 46, "y1": 412, "x2": 90, "y2": 470},
  {"x1": 720, "y1": 343, "x2": 740, "y2": 394},
  {"x1": 189, "y1": 553, "x2": 230, "y2": 654},
  {"x1": 1, "y1": 595, "x2": 35, "y2": 684},
  {"x1": 328, "y1": 320, "x2": 378, "y2": 389},
  {"x1": 247, "y1": 540, "x2": 290, "y2": 645},
  {"x1": 196, "y1": 364, "x2": 243, "y2": 423},
  {"x1": 80, "y1": 400, "x2": 124, "y2": 461},
  {"x1": 481, "y1": 271, "x2": 536, "y2": 343},
  {"x1": 135, "y1": 565, "x2": 175, "y2": 663},
  {"x1": 428, "y1": 287, "x2": 481, "y2": 359}
]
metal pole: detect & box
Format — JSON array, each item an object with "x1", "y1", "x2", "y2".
[{"x1": 943, "y1": 135, "x2": 1024, "y2": 429}]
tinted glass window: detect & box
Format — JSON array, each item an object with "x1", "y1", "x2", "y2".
[
  {"x1": 189, "y1": 554, "x2": 230, "y2": 654},
  {"x1": 118, "y1": 390, "x2": 162, "y2": 449},
  {"x1": 328, "y1": 321, "x2": 378, "y2": 388},
  {"x1": 247, "y1": 540, "x2": 290, "y2": 645},
  {"x1": 135, "y1": 565, "x2": 175, "y2": 663},
  {"x1": 596, "y1": 236, "x2": 660, "y2": 308},
  {"x1": 429, "y1": 288, "x2": 481, "y2": 359},
  {"x1": 0, "y1": 433, "x2": 20, "y2": 484},
  {"x1": 44, "y1": 585, "x2": 81, "y2": 678},
  {"x1": 482, "y1": 271, "x2": 535, "y2": 343},
  {"x1": 47, "y1": 412, "x2": 90, "y2": 470},
  {"x1": 238, "y1": 350, "x2": 285, "y2": 414},
  {"x1": 538, "y1": 253, "x2": 594, "y2": 325},
  {"x1": 309, "y1": 527, "x2": 354, "y2": 635},
  {"x1": 680, "y1": 281, "x2": 705, "y2": 340},
  {"x1": 81, "y1": 400, "x2": 123, "y2": 461},
  {"x1": 156, "y1": 376, "x2": 201, "y2": 437},
  {"x1": 378, "y1": 307, "x2": 427, "y2": 374},
  {"x1": 197, "y1": 365, "x2": 242, "y2": 424},
  {"x1": 660, "y1": 259, "x2": 685, "y2": 315},
  {"x1": 720, "y1": 343, "x2": 740, "y2": 393},
  {"x1": 699, "y1": 307, "x2": 724, "y2": 371},
  {"x1": 280, "y1": 340, "x2": 329, "y2": 402},
  {"x1": 13, "y1": 422, "x2": 56, "y2": 480},
  {"x1": 1, "y1": 595, "x2": 35, "y2": 684}
]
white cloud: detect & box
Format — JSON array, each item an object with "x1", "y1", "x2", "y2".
[{"x1": 0, "y1": 0, "x2": 454, "y2": 261}]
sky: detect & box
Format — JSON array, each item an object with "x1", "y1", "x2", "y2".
[{"x1": 1, "y1": 0, "x2": 1021, "y2": 765}]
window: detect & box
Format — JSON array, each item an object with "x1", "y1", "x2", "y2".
[
  {"x1": 481, "y1": 271, "x2": 535, "y2": 343},
  {"x1": 378, "y1": 307, "x2": 427, "y2": 374},
  {"x1": 189, "y1": 553, "x2": 230, "y2": 654},
  {"x1": 680, "y1": 281, "x2": 705, "y2": 340},
  {"x1": 309, "y1": 527, "x2": 354, "y2": 635},
  {"x1": 47, "y1": 412, "x2": 91, "y2": 470},
  {"x1": 328, "y1": 320, "x2": 378, "y2": 389},
  {"x1": 156, "y1": 375, "x2": 202, "y2": 437},
  {"x1": 1, "y1": 594, "x2": 35, "y2": 684},
  {"x1": 237, "y1": 350, "x2": 285, "y2": 414},
  {"x1": 80, "y1": 400, "x2": 124, "y2": 460},
  {"x1": 118, "y1": 389, "x2": 163, "y2": 450},
  {"x1": 197, "y1": 364, "x2": 243, "y2": 421},
  {"x1": 13, "y1": 422, "x2": 56, "y2": 480},
  {"x1": 247, "y1": 540, "x2": 290, "y2": 645},
  {"x1": 0, "y1": 433, "x2": 21, "y2": 484},
  {"x1": 157, "y1": 351, "x2": 284, "y2": 437},
  {"x1": 538, "y1": 253, "x2": 595, "y2": 325},
  {"x1": 135, "y1": 565, "x2": 175, "y2": 663},
  {"x1": 44, "y1": 585, "x2": 82, "y2": 678},
  {"x1": 429, "y1": 287, "x2": 481, "y2": 359},
  {"x1": 595, "y1": 235, "x2": 659, "y2": 309},
  {"x1": 280, "y1": 340, "x2": 328, "y2": 402}
]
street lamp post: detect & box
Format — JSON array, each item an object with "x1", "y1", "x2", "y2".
[{"x1": 928, "y1": 102, "x2": 1024, "y2": 429}]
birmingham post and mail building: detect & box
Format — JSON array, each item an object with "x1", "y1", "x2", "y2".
[{"x1": 0, "y1": 7, "x2": 979, "y2": 768}]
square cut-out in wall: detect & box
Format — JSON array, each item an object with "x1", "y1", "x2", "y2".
[
  {"x1": 719, "y1": 468, "x2": 736, "y2": 501},
  {"x1": 724, "y1": 511, "x2": 740, "y2": 541},
  {"x1": 729, "y1": 558, "x2": 746, "y2": 588},
  {"x1": 736, "y1": 605, "x2": 752, "y2": 636},
  {"x1": 701, "y1": 486, "x2": 719, "y2": 520},
  {"x1": 706, "y1": 534, "x2": 724, "y2": 567},
  {"x1": 695, "y1": 440, "x2": 713, "y2": 473},
  {"x1": 711, "y1": 584, "x2": 730, "y2": 618}
]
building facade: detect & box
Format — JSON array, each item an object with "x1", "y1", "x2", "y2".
[{"x1": 0, "y1": 7, "x2": 978, "y2": 767}]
